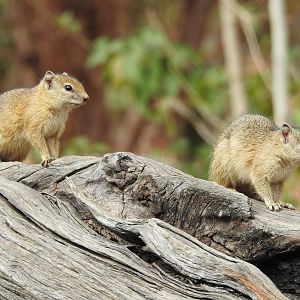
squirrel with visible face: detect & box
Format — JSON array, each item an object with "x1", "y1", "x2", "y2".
[
  {"x1": 209, "y1": 114, "x2": 299, "y2": 211},
  {"x1": 0, "y1": 70, "x2": 88, "y2": 166}
]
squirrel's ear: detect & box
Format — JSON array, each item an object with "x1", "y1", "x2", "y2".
[
  {"x1": 63, "y1": 72, "x2": 68, "y2": 76},
  {"x1": 43, "y1": 71, "x2": 55, "y2": 89},
  {"x1": 280, "y1": 123, "x2": 292, "y2": 143}
]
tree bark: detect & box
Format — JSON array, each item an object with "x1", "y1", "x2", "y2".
[
  {"x1": 0, "y1": 153, "x2": 299, "y2": 299},
  {"x1": 178, "y1": 0, "x2": 217, "y2": 48}
]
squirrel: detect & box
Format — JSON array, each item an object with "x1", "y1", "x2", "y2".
[
  {"x1": 209, "y1": 114, "x2": 300, "y2": 211},
  {"x1": 0, "y1": 70, "x2": 89, "y2": 167}
]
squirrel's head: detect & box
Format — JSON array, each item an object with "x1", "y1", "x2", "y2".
[
  {"x1": 41, "y1": 70, "x2": 89, "y2": 109},
  {"x1": 278, "y1": 123, "x2": 300, "y2": 159}
]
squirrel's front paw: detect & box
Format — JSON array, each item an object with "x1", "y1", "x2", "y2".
[
  {"x1": 266, "y1": 202, "x2": 281, "y2": 211},
  {"x1": 279, "y1": 202, "x2": 295, "y2": 210},
  {"x1": 41, "y1": 157, "x2": 55, "y2": 167}
]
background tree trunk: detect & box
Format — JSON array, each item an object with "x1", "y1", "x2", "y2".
[
  {"x1": 178, "y1": 0, "x2": 217, "y2": 48},
  {"x1": 269, "y1": 0, "x2": 289, "y2": 124},
  {"x1": 220, "y1": 0, "x2": 248, "y2": 116}
]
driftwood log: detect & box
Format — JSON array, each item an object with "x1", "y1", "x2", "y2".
[{"x1": 0, "y1": 152, "x2": 299, "y2": 300}]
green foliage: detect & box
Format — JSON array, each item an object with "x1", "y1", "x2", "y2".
[
  {"x1": 170, "y1": 138, "x2": 212, "y2": 179},
  {"x1": 56, "y1": 11, "x2": 81, "y2": 34},
  {"x1": 88, "y1": 29, "x2": 174, "y2": 118},
  {"x1": 63, "y1": 136, "x2": 110, "y2": 156},
  {"x1": 192, "y1": 66, "x2": 228, "y2": 115},
  {"x1": 292, "y1": 111, "x2": 300, "y2": 127},
  {"x1": 87, "y1": 28, "x2": 228, "y2": 136},
  {"x1": 29, "y1": 148, "x2": 41, "y2": 163},
  {"x1": 149, "y1": 138, "x2": 211, "y2": 179},
  {"x1": 245, "y1": 73, "x2": 272, "y2": 116}
]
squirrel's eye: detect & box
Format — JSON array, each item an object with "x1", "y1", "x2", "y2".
[{"x1": 64, "y1": 85, "x2": 73, "y2": 92}]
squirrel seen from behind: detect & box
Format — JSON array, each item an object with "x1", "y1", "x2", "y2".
[
  {"x1": 209, "y1": 114, "x2": 299, "y2": 211},
  {"x1": 0, "y1": 70, "x2": 89, "y2": 166}
]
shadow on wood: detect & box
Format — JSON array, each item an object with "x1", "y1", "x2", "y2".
[{"x1": 0, "y1": 152, "x2": 299, "y2": 299}]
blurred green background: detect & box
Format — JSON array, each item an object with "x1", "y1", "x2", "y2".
[{"x1": 0, "y1": 0, "x2": 300, "y2": 208}]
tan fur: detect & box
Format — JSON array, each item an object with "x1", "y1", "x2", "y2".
[
  {"x1": 0, "y1": 71, "x2": 88, "y2": 166},
  {"x1": 209, "y1": 114, "x2": 300, "y2": 211}
]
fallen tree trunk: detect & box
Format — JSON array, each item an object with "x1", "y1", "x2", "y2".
[{"x1": 0, "y1": 152, "x2": 299, "y2": 299}]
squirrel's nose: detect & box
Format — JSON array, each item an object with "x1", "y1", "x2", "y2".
[{"x1": 83, "y1": 93, "x2": 89, "y2": 102}]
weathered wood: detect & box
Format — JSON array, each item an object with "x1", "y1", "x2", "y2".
[
  {"x1": 0, "y1": 175, "x2": 286, "y2": 300},
  {"x1": 0, "y1": 152, "x2": 299, "y2": 299}
]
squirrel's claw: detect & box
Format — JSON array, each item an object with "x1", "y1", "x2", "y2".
[
  {"x1": 41, "y1": 157, "x2": 55, "y2": 167},
  {"x1": 279, "y1": 202, "x2": 295, "y2": 210}
]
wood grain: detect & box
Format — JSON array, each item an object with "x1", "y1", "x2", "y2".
[{"x1": 0, "y1": 153, "x2": 298, "y2": 299}]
